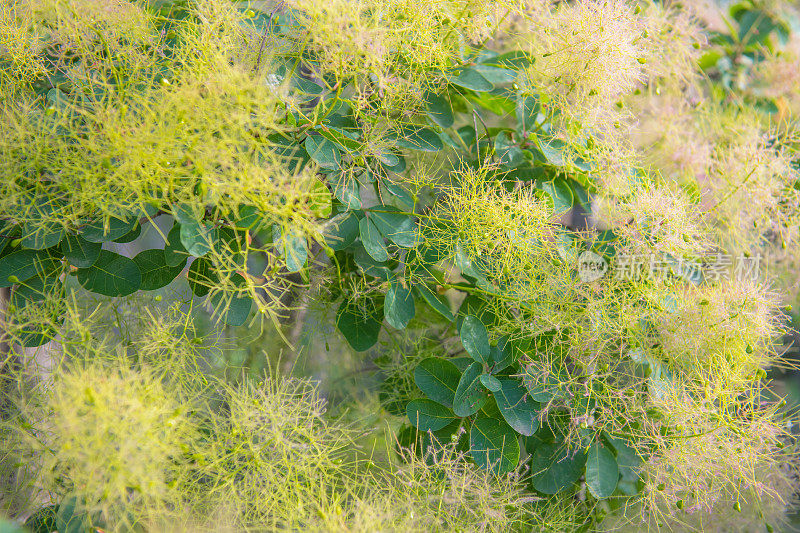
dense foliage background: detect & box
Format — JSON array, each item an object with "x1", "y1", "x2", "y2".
[{"x1": 1, "y1": 0, "x2": 800, "y2": 531}]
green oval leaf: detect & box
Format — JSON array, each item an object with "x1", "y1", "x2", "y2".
[
  {"x1": 279, "y1": 227, "x2": 307, "y2": 272},
  {"x1": 8, "y1": 272, "x2": 63, "y2": 348},
  {"x1": 540, "y1": 179, "x2": 573, "y2": 215},
  {"x1": 217, "y1": 227, "x2": 246, "y2": 267},
  {"x1": 187, "y1": 257, "x2": 216, "y2": 297},
  {"x1": 453, "y1": 362, "x2": 488, "y2": 417},
  {"x1": 377, "y1": 150, "x2": 400, "y2": 167},
  {"x1": 489, "y1": 336, "x2": 516, "y2": 372},
  {"x1": 369, "y1": 208, "x2": 417, "y2": 248},
  {"x1": 480, "y1": 373, "x2": 502, "y2": 392},
  {"x1": 20, "y1": 196, "x2": 65, "y2": 249},
  {"x1": 536, "y1": 137, "x2": 568, "y2": 167},
  {"x1": 210, "y1": 286, "x2": 252, "y2": 327},
  {"x1": 449, "y1": 67, "x2": 493, "y2": 92},
  {"x1": 330, "y1": 173, "x2": 361, "y2": 209},
  {"x1": 133, "y1": 249, "x2": 186, "y2": 291},
  {"x1": 522, "y1": 368, "x2": 563, "y2": 403},
  {"x1": 472, "y1": 64, "x2": 517, "y2": 85},
  {"x1": 11, "y1": 273, "x2": 63, "y2": 308},
  {"x1": 233, "y1": 205, "x2": 261, "y2": 230},
  {"x1": 586, "y1": 442, "x2": 619, "y2": 499},
  {"x1": 407, "y1": 399, "x2": 456, "y2": 431},
  {"x1": 353, "y1": 244, "x2": 391, "y2": 280},
  {"x1": 495, "y1": 131, "x2": 524, "y2": 168},
  {"x1": 21, "y1": 223, "x2": 63, "y2": 250},
  {"x1": 359, "y1": 217, "x2": 389, "y2": 262},
  {"x1": 495, "y1": 379, "x2": 540, "y2": 436},
  {"x1": 414, "y1": 357, "x2": 461, "y2": 408},
  {"x1": 114, "y1": 221, "x2": 141, "y2": 243},
  {"x1": 336, "y1": 298, "x2": 383, "y2": 352},
  {"x1": 0, "y1": 250, "x2": 58, "y2": 288},
  {"x1": 385, "y1": 280, "x2": 415, "y2": 329},
  {"x1": 470, "y1": 417, "x2": 520, "y2": 475},
  {"x1": 516, "y1": 94, "x2": 540, "y2": 133},
  {"x1": 164, "y1": 223, "x2": 190, "y2": 266},
  {"x1": 270, "y1": 132, "x2": 309, "y2": 171},
  {"x1": 508, "y1": 162, "x2": 545, "y2": 182},
  {"x1": 605, "y1": 433, "x2": 642, "y2": 496},
  {"x1": 323, "y1": 212, "x2": 359, "y2": 251},
  {"x1": 56, "y1": 495, "x2": 91, "y2": 533},
  {"x1": 460, "y1": 315, "x2": 491, "y2": 364},
  {"x1": 76, "y1": 250, "x2": 141, "y2": 297},
  {"x1": 380, "y1": 152, "x2": 406, "y2": 173},
  {"x1": 305, "y1": 134, "x2": 341, "y2": 170},
  {"x1": 487, "y1": 51, "x2": 533, "y2": 70},
  {"x1": 291, "y1": 75, "x2": 325, "y2": 98},
  {"x1": 320, "y1": 124, "x2": 361, "y2": 151},
  {"x1": 471, "y1": 94, "x2": 515, "y2": 117},
  {"x1": 180, "y1": 220, "x2": 218, "y2": 257},
  {"x1": 172, "y1": 203, "x2": 199, "y2": 225},
  {"x1": 61, "y1": 234, "x2": 101, "y2": 268},
  {"x1": 414, "y1": 283, "x2": 454, "y2": 321},
  {"x1": 81, "y1": 216, "x2": 136, "y2": 243},
  {"x1": 530, "y1": 442, "x2": 587, "y2": 495},
  {"x1": 395, "y1": 126, "x2": 443, "y2": 152},
  {"x1": 425, "y1": 92, "x2": 454, "y2": 129},
  {"x1": 15, "y1": 323, "x2": 58, "y2": 348},
  {"x1": 382, "y1": 182, "x2": 414, "y2": 209}
]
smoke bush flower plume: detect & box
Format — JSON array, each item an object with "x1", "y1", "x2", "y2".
[{"x1": 0, "y1": 1, "x2": 799, "y2": 532}]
